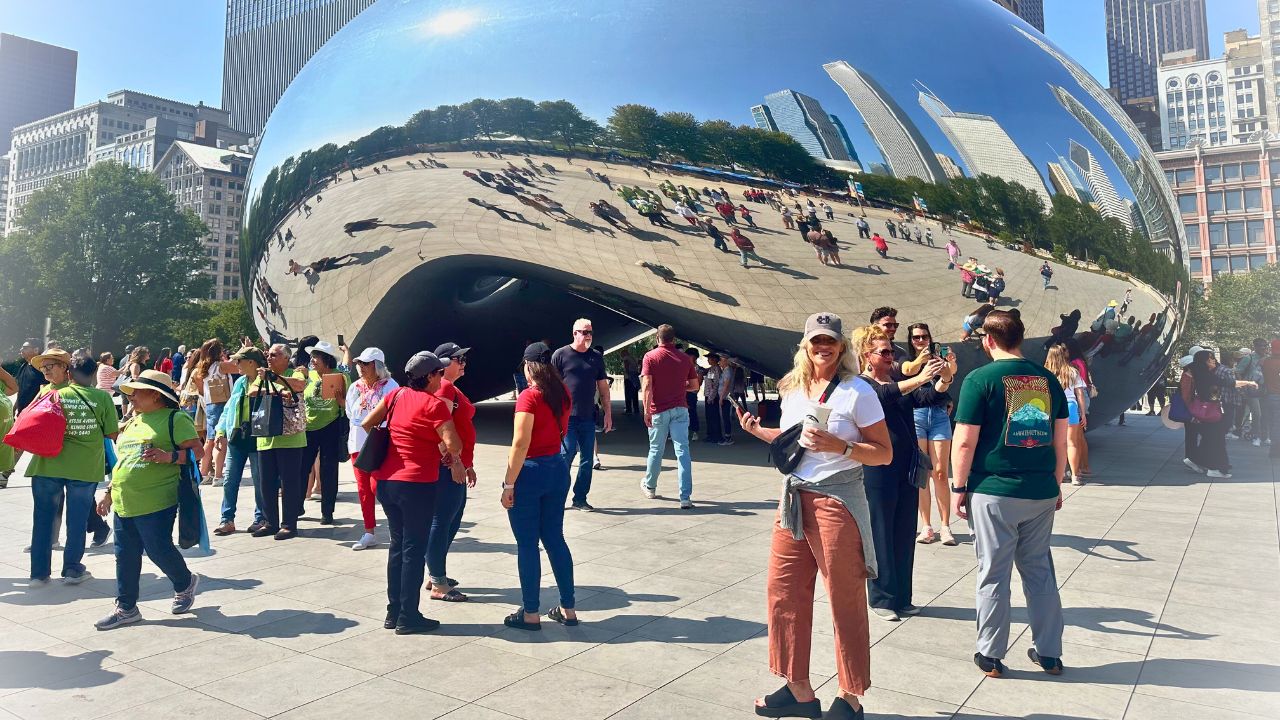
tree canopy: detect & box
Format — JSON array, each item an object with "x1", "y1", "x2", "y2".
[
  {"x1": 0, "y1": 162, "x2": 210, "y2": 354},
  {"x1": 1183, "y1": 264, "x2": 1280, "y2": 352}
]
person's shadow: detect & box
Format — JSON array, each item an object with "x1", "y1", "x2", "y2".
[
  {"x1": 0, "y1": 650, "x2": 121, "y2": 690},
  {"x1": 625, "y1": 227, "x2": 680, "y2": 245},
  {"x1": 382, "y1": 220, "x2": 437, "y2": 232}
]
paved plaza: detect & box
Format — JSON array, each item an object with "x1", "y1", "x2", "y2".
[{"x1": 0, "y1": 411, "x2": 1275, "y2": 720}]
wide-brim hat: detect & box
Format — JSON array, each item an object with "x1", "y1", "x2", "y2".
[
  {"x1": 120, "y1": 369, "x2": 181, "y2": 405},
  {"x1": 305, "y1": 340, "x2": 339, "y2": 360},
  {"x1": 30, "y1": 349, "x2": 73, "y2": 369}
]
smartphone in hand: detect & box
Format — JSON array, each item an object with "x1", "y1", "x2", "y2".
[
  {"x1": 337, "y1": 334, "x2": 345, "y2": 347},
  {"x1": 726, "y1": 395, "x2": 745, "y2": 413}
]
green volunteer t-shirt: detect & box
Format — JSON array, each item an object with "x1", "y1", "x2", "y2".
[
  {"x1": 26, "y1": 383, "x2": 120, "y2": 484},
  {"x1": 953, "y1": 358, "x2": 1068, "y2": 500},
  {"x1": 303, "y1": 369, "x2": 346, "y2": 430},
  {"x1": 111, "y1": 409, "x2": 198, "y2": 518},
  {"x1": 0, "y1": 393, "x2": 15, "y2": 474},
  {"x1": 251, "y1": 368, "x2": 307, "y2": 450}
]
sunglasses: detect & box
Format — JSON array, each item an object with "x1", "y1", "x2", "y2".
[
  {"x1": 39, "y1": 363, "x2": 62, "y2": 372},
  {"x1": 910, "y1": 334, "x2": 931, "y2": 341},
  {"x1": 574, "y1": 329, "x2": 594, "y2": 336},
  {"x1": 880, "y1": 322, "x2": 900, "y2": 329},
  {"x1": 868, "y1": 349, "x2": 895, "y2": 358}
]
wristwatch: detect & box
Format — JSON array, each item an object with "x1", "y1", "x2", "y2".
[
  {"x1": 950, "y1": 485, "x2": 968, "y2": 493},
  {"x1": 843, "y1": 442, "x2": 855, "y2": 459},
  {"x1": 502, "y1": 483, "x2": 515, "y2": 490}
]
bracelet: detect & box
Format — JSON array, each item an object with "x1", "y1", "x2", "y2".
[
  {"x1": 170, "y1": 451, "x2": 180, "y2": 464},
  {"x1": 950, "y1": 485, "x2": 968, "y2": 493},
  {"x1": 502, "y1": 483, "x2": 515, "y2": 490}
]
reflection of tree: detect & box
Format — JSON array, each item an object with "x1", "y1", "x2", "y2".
[{"x1": 244, "y1": 95, "x2": 836, "y2": 269}]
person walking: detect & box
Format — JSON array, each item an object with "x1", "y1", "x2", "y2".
[
  {"x1": 248, "y1": 344, "x2": 308, "y2": 540},
  {"x1": 640, "y1": 325, "x2": 699, "y2": 508},
  {"x1": 427, "y1": 342, "x2": 477, "y2": 601},
  {"x1": 950, "y1": 310, "x2": 1069, "y2": 677},
  {"x1": 344, "y1": 346, "x2": 398, "y2": 550},
  {"x1": 213, "y1": 347, "x2": 267, "y2": 536},
  {"x1": 872, "y1": 232, "x2": 888, "y2": 259},
  {"x1": 621, "y1": 348, "x2": 641, "y2": 415},
  {"x1": 730, "y1": 227, "x2": 762, "y2": 268},
  {"x1": 93, "y1": 370, "x2": 202, "y2": 629},
  {"x1": 170, "y1": 345, "x2": 186, "y2": 384},
  {"x1": 1040, "y1": 261, "x2": 1054, "y2": 289},
  {"x1": 500, "y1": 343, "x2": 578, "y2": 631},
  {"x1": 552, "y1": 318, "x2": 611, "y2": 511},
  {"x1": 300, "y1": 341, "x2": 347, "y2": 525},
  {"x1": 856, "y1": 325, "x2": 953, "y2": 621},
  {"x1": 69, "y1": 356, "x2": 114, "y2": 547},
  {"x1": 734, "y1": 312, "x2": 892, "y2": 720},
  {"x1": 23, "y1": 349, "x2": 119, "y2": 586},
  {"x1": 360, "y1": 351, "x2": 465, "y2": 634},
  {"x1": 1180, "y1": 348, "x2": 1255, "y2": 478},
  {"x1": 193, "y1": 340, "x2": 230, "y2": 487}
]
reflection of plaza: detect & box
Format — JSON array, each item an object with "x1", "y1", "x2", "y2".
[{"x1": 250, "y1": 148, "x2": 1168, "y2": 403}]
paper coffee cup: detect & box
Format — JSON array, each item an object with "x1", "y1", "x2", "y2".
[{"x1": 803, "y1": 403, "x2": 832, "y2": 430}]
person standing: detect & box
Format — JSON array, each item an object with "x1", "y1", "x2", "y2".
[
  {"x1": 684, "y1": 347, "x2": 703, "y2": 441},
  {"x1": 93, "y1": 370, "x2": 202, "y2": 629},
  {"x1": 344, "y1": 346, "x2": 398, "y2": 550},
  {"x1": 13, "y1": 340, "x2": 44, "y2": 417},
  {"x1": 248, "y1": 344, "x2": 308, "y2": 539},
  {"x1": 0, "y1": 365, "x2": 16, "y2": 487},
  {"x1": 950, "y1": 310, "x2": 1069, "y2": 677},
  {"x1": 640, "y1": 325, "x2": 699, "y2": 508},
  {"x1": 703, "y1": 353, "x2": 723, "y2": 444},
  {"x1": 212, "y1": 347, "x2": 267, "y2": 536},
  {"x1": 552, "y1": 318, "x2": 611, "y2": 511},
  {"x1": 170, "y1": 345, "x2": 186, "y2": 384},
  {"x1": 946, "y1": 237, "x2": 960, "y2": 269},
  {"x1": 24, "y1": 349, "x2": 119, "y2": 585},
  {"x1": 621, "y1": 348, "x2": 641, "y2": 415},
  {"x1": 300, "y1": 341, "x2": 347, "y2": 525},
  {"x1": 716, "y1": 355, "x2": 736, "y2": 445},
  {"x1": 1040, "y1": 261, "x2": 1054, "y2": 290},
  {"x1": 428, "y1": 342, "x2": 478, "y2": 601}
]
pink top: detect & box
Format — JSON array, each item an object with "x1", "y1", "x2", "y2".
[{"x1": 96, "y1": 364, "x2": 119, "y2": 393}]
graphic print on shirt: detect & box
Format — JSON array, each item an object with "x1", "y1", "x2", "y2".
[{"x1": 1002, "y1": 375, "x2": 1052, "y2": 448}]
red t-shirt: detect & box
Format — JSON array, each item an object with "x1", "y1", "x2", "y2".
[
  {"x1": 642, "y1": 343, "x2": 698, "y2": 414},
  {"x1": 435, "y1": 378, "x2": 476, "y2": 467},
  {"x1": 375, "y1": 388, "x2": 453, "y2": 482},
  {"x1": 873, "y1": 235, "x2": 888, "y2": 251},
  {"x1": 516, "y1": 386, "x2": 570, "y2": 458}
]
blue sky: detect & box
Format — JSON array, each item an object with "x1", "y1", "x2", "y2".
[{"x1": 0, "y1": 0, "x2": 1259, "y2": 111}]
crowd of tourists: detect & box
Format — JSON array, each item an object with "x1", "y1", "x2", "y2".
[{"x1": 3, "y1": 304, "x2": 1277, "y2": 718}]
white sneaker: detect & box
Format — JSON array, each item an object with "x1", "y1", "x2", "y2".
[
  {"x1": 641, "y1": 484, "x2": 656, "y2": 499},
  {"x1": 1182, "y1": 458, "x2": 1206, "y2": 474},
  {"x1": 212, "y1": 477, "x2": 224, "y2": 488},
  {"x1": 352, "y1": 532, "x2": 378, "y2": 550},
  {"x1": 310, "y1": 492, "x2": 322, "y2": 500},
  {"x1": 1206, "y1": 469, "x2": 1233, "y2": 479},
  {"x1": 61, "y1": 571, "x2": 92, "y2": 586},
  {"x1": 690, "y1": 432, "x2": 699, "y2": 441},
  {"x1": 1225, "y1": 432, "x2": 1240, "y2": 441},
  {"x1": 680, "y1": 499, "x2": 694, "y2": 510},
  {"x1": 1254, "y1": 438, "x2": 1263, "y2": 447}
]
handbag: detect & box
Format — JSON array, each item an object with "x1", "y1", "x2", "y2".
[
  {"x1": 768, "y1": 377, "x2": 841, "y2": 474},
  {"x1": 206, "y1": 372, "x2": 232, "y2": 405},
  {"x1": 4, "y1": 390, "x2": 66, "y2": 458},
  {"x1": 1188, "y1": 398, "x2": 1223, "y2": 423},
  {"x1": 1168, "y1": 391, "x2": 1192, "y2": 424},
  {"x1": 909, "y1": 445, "x2": 933, "y2": 489},
  {"x1": 355, "y1": 389, "x2": 400, "y2": 472},
  {"x1": 250, "y1": 373, "x2": 304, "y2": 438}
]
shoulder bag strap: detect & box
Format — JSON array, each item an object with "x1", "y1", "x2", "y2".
[
  {"x1": 66, "y1": 385, "x2": 107, "y2": 436},
  {"x1": 383, "y1": 388, "x2": 402, "y2": 425},
  {"x1": 818, "y1": 376, "x2": 842, "y2": 404}
]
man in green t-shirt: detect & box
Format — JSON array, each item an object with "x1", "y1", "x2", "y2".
[
  {"x1": 951, "y1": 311, "x2": 1068, "y2": 679},
  {"x1": 24, "y1": 349, "x2": 120, "y2": 586}
]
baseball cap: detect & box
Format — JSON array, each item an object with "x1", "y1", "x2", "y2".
[
  {"x1": 1178, "y1": 355, "x2": 1195, "y2": 368},
  {"x1": 1238, "y1": 347, "x2": 1252, "y2": 355},
  {"x1": 523, "y1": 342, "x2": 552, "y2": 363},
  {"x1": 434, "y1": 342, "x2": 470, "y2": 360},
  {"x1": 405, "y1": 351, "x2": 450, "y2": 379},
  {"x1": 355, "y1": 347, "x2": 386, "y2": 364},
  {"x1": 230, "y1": 347, "x2": 267, "y2": 365},
  {"x1": 803, "y1": 312, "x2": 843, "y2": 342}
]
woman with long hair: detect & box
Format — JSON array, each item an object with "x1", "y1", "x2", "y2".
[
  {"x1": 361, "y1": 351, "x2": 463, "y2": 633},
  {"x1": 344, "y1": 346, "x2": 398, "y2": 550},
  {"x1": 212, "y1": 347, "x2": 267, "y2": 536},
  {"x1": 177, "y1": 347, "x2": 202, "y2": 422},
  {"x1": 1182, "y1": 348, "x2": 1257, "y2": 479},
  {"x1": 500, "y1": 342, "x2": 577, "y2": 631},
  {"x1": 193, "y1": 339, "x2": 229, "y2": 486},
  {"x1": 1045, "y1": 344, "x2": 1089, "y2": 486},
  {"x1": 1063, "y1": 339, "x2": 1093, "y2": 478},
  {"x1": 903, "y1": 323, "x2": 960, "y2": 545},
  {"x1": 734, "y1": 313, "x2": 892, "y2": 720}
]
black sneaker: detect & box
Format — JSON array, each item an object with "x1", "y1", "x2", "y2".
[
  {"x1": 974, "y1": 653, "x2": 1006, "y2": 678},
  {"x1": 251, "y1": 525, "x2": 277, "y2": 538},
  {"x1": 91, "y1": 526, "x2": 112, "y2": 548},
  {"x1": 1027, "y1": 648, "x2": 1063, "y2": 675},
  {"x1": 320, "y1": 516, "x2": 334, "y2": 525},
  {"x1": 395, "y1": 618, "x2": 441, "y2": 635},
  {"x1": 384, "y1": 611, "x2": 398, "y2": 630},
  {"x1": 571, "y1": 502, "x2": 595, "y2": 512}
]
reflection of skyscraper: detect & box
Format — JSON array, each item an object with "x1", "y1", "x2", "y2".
[
  {"x1": 1056, "y1": 153, "x2": 1094, "y2": 202},
  {"x1": 990, "y1": 0, "x2": 1045, "y2": 33},
  {"x1": 823, "y1": 60, "x2": 946, "y2": 183},
  {"x1": 828, "y1": 113, "x2": 861, "y2": 167},
  {"x1": 1104, "y1": 0, "x2": 1208, "y2": 104},
  {"x1": 1046, "y1": 162, "x2": 1080, "y2": 202},
  {"x1": 758, "y1": 90, "x2": 852, "y2": 164},
  {"x1": 935, "y1": 153, "x2": 965, "y2": 179},
  {"x1": 1069, "y1": 139, "x2": 1130, "y2": 229},
  {"x1": 223, "y1": 0, "x2": 377, "y2": 136},
  {"x1": 918, "y1": 86, "x2": 1049, "y2": 206},
  {"x1": 750, "y1": 104, "x2": 777, "y2": 131}
]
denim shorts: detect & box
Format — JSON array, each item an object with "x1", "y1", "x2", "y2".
[
  {"x1": 1067, "y1": 399, "x2": 1081, "y2": 427},
  {"x1": 913, "y1": 405, "x2": 953, "y2": 441},
  {"x1": 204, "y1": 402, "x2": 226, "y2": 437}
]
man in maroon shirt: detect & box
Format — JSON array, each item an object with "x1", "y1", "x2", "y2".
[{"x1": 641, "y1": 324, "x2": 701, "y2": 508}]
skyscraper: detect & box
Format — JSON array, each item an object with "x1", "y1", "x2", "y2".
[
  {"x1": 1259, "y1": 0, "x2": 1280, "y2": 134},
  {"x1": 750, "y1": 104, "x2": 776, "y2": 131},
  {"x1": 918, "y1": 86, "x2": 1049, "y2": 206},
  {"x1": 827, "y1": 113, "x2": 861, "y2": 167},
  {"x1": 1046, "y1": 161, "x2": 1081, "y2": 202},
  {"x1": 223, "y1": 0, "x2": 376, "y2": 137},
  {"x1": 1069, "y1": 139, "x2": 1130, "y2": 229},
  {"x1": 759, "y1": 90, "x2": 853, "y2": 165},
  {"x1": 823, "y1": 60, "x2": 947, "y2": 183},
  {"x1": 1105, "y1": 0, "x2": 1208, "y2": 104},
  {"x1": 0, "y1": 34, "x2": 77, "y2": 154},
  {"x1": 991, "y1": 0, "x2": 1045, "y2": 33}
]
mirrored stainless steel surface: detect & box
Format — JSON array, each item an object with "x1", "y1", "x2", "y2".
[{"x1": 243, "y1": 0, "x2": 1186, "y2": 417}]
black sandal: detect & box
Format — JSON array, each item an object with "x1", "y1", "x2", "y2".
[
  {"x1": 431, "y1": 589, "x2": 468, "y2": 603},
  {"x1": 755, "y1": 685, "x2": 821, "y2": 719},
  {"x1": 547, "y1": 606, "x2": 578, "y2": 626},
  {"x1": 503, "y1": 611, "x2": 541, "y2": 631},
  {"x1": 823, "y1": 697, "x2": 863, "y2": 720}
]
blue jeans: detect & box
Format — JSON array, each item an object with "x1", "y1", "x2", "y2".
[
  {"x1": 913, "y1": 405, "x2": 953, "y2": 441},
  {"x1": 561, "y1": 416, "x2": 596, "y2": 505},
  {"x1": 507, "y1": 454, "x2": 575, "y2": 614},
  {"x1": 204, "y1": 403, "x2": 225, "y2": 439},
  {"x1": 377, "y1": 479, "x2": 437, "y2": 625},
  {"x1": 644, "y1": 406, "x2": 693, "y2": 501},
  {"x1": 427, "y1": 465, "x2": 467, "y2": 585},
  {"x1": 685, "y1": 392, "x2": 700, "y2": 434},
  {"x1": 221, "y1": 438, "x2": 264, "y2": 525},
  {"x1": 114, "y1": 505, "x2": 191, "y2": 612},
  {"x1": 31, "y1": 476, "x2": 96, "y2": 580}
]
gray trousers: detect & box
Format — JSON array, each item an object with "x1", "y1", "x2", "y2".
[{"x1": 969, "y1": 494, "x2": 1064, "y2": 659}]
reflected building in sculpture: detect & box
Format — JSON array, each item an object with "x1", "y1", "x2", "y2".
[
  {"x1": 242, "y1": 0, "x2": 1184, "y2": 423},
  {"x1": 1046, "y1": 161, "x2": 1081, "y2": 202},
  {"x1": 823, "y1": 60, "x2": 946, "y2": 182},
  {"x1": 1069, "y1": 139, "x2": 1130, "y2": 228},
  {"x1": 917, "y1": 85, "x2": 1050, "y2": 206}
]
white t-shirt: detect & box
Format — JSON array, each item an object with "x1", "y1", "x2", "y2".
[
  {"x1": 779, "y1": 375, "x2": 886, "y2": 482},
  {"x1": 1065, "y1": 368, "x2": 1086, "y2": 402},
  {"x1": 345, "y1": 376, "x2": 400, "y2": 454}
]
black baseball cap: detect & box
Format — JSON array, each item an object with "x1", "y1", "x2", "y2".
[
  {"x1": 405, "y1": 351, "x2": 450, "y2": 379},
  {"x1": 523, "y1": 342, "x2": 552, "y2": 363},
  {"x1": 434, "y1": 342, "x2": 470, "y2": 360}
]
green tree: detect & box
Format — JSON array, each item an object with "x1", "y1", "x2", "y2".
[
  {"x1": 495, "y1": 97, "x2": 542, "y2": 142},
  {"x1": 0, "y1": 237, "x2": 47, "y2": 354},
  {"x1": 7, "y1": 162, "x2": 210, "y2": 351},
  {"x1": 658, "y1": 111, "x2": 703, "y2": 162},
  {"x1": 166, "y1": 299, "x2": 256, "y2": 349},
  {"x1": 608, "y1": 104, "x2": 665, "y2": 157},
  {"x1": 1184, "y1": 264, "x2": 1280, "y2": 350},
  {"x1": 536, "y1": 100, "x2": 600, "y2": 148}
]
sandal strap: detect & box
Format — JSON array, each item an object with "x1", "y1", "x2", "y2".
[{"x1": 763, "y1": 685, "x2": 798, "y2": 708}]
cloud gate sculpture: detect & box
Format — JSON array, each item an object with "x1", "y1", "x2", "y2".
[{"x1": 243, "y1": 0, "x2": 1186, "y2": 422}]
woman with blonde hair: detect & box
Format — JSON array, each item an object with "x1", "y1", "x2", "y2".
[
  {"x1": 735, "y1": 313, "x2": 891, "y2": 720},
  {"x1": 193, "y1": 339, "x2": 230, "y2": 486},
  {"x1": 1044, "y1": 344, "x2": 1088, "y2": 486}
]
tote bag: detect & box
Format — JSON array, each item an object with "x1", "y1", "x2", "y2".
[
  {"x1": 354, "y1": 389, "x2": 400, "y2": 473},
  {"x1": 3, "y1": 391, "x2": 66, "y2": 458}
]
